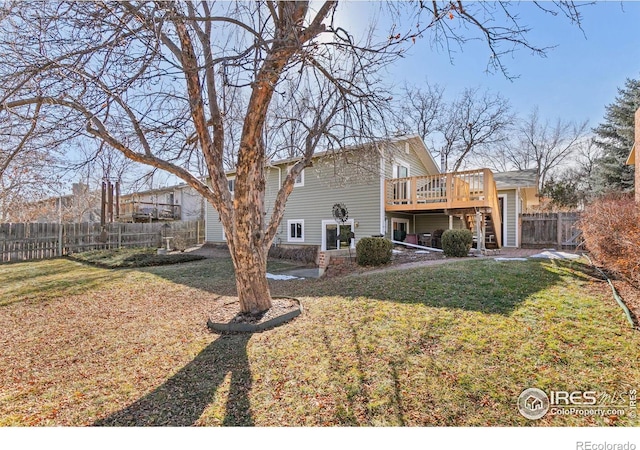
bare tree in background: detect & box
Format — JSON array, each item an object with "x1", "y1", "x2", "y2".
[
  {"x1": 540, "y1": 138, "x2": 602, "y2": 209},
  {"x1": 482, "y1": 107, "x2": 588, "y2": 189},
  {"x1": 438, "y1": 87, "x2": 513, "y2": 172},
  {"x1": 0, "y1": 104, "x2": 65, "y2": 222},
  {"x1": 0, "y1": 1, "x2": 586, "y2": 315},
  {"x1": 395, "y1": 82, "x2": 445, "y2": 142},
  {"x1": 396, "y1": 84, "x2": 513, "y2": 172}
]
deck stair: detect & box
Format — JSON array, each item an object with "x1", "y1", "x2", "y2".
[{"x1": 465, "y1": 209, "x2": 501, "y2": 250}]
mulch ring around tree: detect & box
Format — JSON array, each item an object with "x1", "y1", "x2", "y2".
[{"x1": 207, "y1": 297, "x2": 302, "y2": 334}]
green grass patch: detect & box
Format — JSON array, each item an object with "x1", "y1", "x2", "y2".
[
  {"x1": 69, "y1": 247, "x2": 206, "y2": 268},
  {"x1": 0, "y1": 256, "x2": 638, "y2": 426},
  {"x1": 0, "y1": 258, "x2": 120, "y2": 307}
]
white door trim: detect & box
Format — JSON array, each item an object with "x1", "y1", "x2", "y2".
[
  {"x1": 321, "y1": 219, "x2": 355, "y2": 251},
  {"x1": 391, "y1": 217, "x2": 410, "y2": 240},
  {"x1": 498, "y1": 193, "x2": 508, "y2": 247}
]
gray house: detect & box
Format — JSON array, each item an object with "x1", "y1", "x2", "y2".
[{"x1": 205, "y1": 135, "x2": 539, "y2": 254}]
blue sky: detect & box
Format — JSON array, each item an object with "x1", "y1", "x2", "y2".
[{"x1": 338, "y1": 1, "x2": 640, "y2": 130}]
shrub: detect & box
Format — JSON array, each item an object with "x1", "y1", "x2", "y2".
[
  {"x1": 441, "y1": 229, "x2": 473, "y2": 257},
  {"x1": 268, "y1": 245, "x2": 318, "y2": 265},
  {"x1": 580, "y1": 194, "x2": 640, "y2": 286},
  {"x1": 356, "y1": 237, "x2": 392, "y2": 266},
  {"x1": 171, "y1": 234, "x2": 188, "y2": 252},
  {"x1": 69, "y1": 247, "x2": 206, "y2": 268}
]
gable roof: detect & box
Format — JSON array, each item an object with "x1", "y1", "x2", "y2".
[
  {"x1": 403, "y1": 134, "x2": 441, "y2": 174},
  {"x1": 225, "y1": 134, "x2": 439, "y2": 175},
  {"x1": 493, "y1": 169, "x2": 538, "y2": 190}
]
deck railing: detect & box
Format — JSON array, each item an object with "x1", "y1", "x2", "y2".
[
  {"x1": 118, "y1": 201, "x2": 181, "y2": 222},
  {"x1": 385, "y1": 169, "x2": 496, "y2": 208},
  {"x1": 385, "y1": 168, "x2": 502, "y2": 246}
]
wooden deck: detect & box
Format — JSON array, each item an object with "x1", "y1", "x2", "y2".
[
  {"x1": 117, "y1": 201, "x2": 181, "y2": 223},
  {"x1": 385, "y1": 168, "x2": 502, "y2": 247}
]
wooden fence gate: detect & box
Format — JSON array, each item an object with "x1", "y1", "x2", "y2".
[
  {"x1": 0, "y1": 220, "x2": 205, "y2": 263},
  {"x1": 520, "y1": 212, "x2": 582, "y2": 249}
]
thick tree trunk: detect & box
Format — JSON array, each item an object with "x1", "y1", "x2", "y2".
[
  {"x1": 229, "y1": 134, "x2": 273, "y2": 314},
  {"x1": 230, "y1": 239, "x2": 272, "y2": 314}
]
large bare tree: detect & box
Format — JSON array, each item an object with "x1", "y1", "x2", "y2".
[
  {"x1": 481, "y1": 107, "x2": 589, "y2": 188},
  {"x1": 0, "y1": 1, "x2": 585, "y2": 315},
  {"x1": 395, "y1": 84, "x2": 513, "y2": 172}
]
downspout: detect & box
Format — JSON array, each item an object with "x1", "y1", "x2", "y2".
[{"x1": 266, "y1": 162, "x2": 282, "y2": 188}]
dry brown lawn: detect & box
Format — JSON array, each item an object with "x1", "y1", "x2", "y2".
[{"x1": 1, "y1": 255, "x2": 639, "y2": 426}]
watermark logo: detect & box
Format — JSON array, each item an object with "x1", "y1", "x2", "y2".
[
  {"x1": 518, "y1": 387, "x2": 637, "y2": 421},
  {"x1": 518, "y1": 387, "x2": 550, "y2": 419}
]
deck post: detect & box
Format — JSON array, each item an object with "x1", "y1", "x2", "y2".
[
  {"x1": 481, "y1": 213, "x2": 487, "y2": 251},
  {"x1": 476, "y1": 211, "x2": 483, "y2": 251},
  {"x1": 410, "y1": 178, "x2": 416, "y2": 206},
  {"x1": 446, "y1": 172, "x2": 453, "y2": 208}
]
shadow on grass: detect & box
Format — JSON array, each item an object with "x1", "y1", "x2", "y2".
[
  {"x1": 145, "y1": 256, "x2": 565, "y2": 316},
  {"x1": 95, "y1": 333, "x2": 254, "y2": 426},
  {"x1": 290, "y1": 260, "x2": 565, "y2": 315}
]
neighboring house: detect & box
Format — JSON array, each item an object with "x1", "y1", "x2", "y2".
[
  {"x1": 118, "y1": 183, "x2": 204, "y2": 223},
  {"x1": 205, "y1": 135, "x2": 540, "y2": 254},
  {"x1": 625, "y1": 107, "x2": 640, "y2": 203}
]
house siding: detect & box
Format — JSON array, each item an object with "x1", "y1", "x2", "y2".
[
  {"x1": 383, "y1": 141, "x2": 432, "y2": 178},
  {"x1": 178, "y1": 187, "x2": 205, "y2": 221},
  {"x1": 205, "y1": 147, "x2": 383, "y2": 246},
  {"x1": 205, "y1": 197, "x2": 222, "y2": 242},
  {"x1": 205, "y1": 137, "x2": 445, "y2": 248},
  {"x1": 278, "y1": 155, "x2": 381, "y2": 246}
]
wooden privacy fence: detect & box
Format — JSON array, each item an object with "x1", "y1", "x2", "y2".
[
  {"x1": 0, "y1": 220, "x2": 205, "y2": 263},
  {"x1": 520, "y1": 212, "x2": 582, "y2": 249}
]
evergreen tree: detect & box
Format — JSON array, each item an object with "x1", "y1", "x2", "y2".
[{"x1": 592, "y1": 77, "x2": 640, "y2": 193}]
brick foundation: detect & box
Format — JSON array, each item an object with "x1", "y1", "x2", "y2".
[
  {"x1": 317, "y1": 249, "x2": 357, "y2": 277},
  {"x1": 324, "y1": 254, "x2": 357, "y2": 277}
]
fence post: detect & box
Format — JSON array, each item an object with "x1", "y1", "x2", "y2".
[
  {"x1": 556, "y1": 212, "x2": 563, "y2": 249},
  {"x1": 58, "y1": 223, "x2": 63, "y2": 257},
  {"x1": 118, "y1": 225, "x2": 122, "y2": 249}
]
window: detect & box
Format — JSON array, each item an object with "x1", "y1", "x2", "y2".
[
  {"x1": 287, "y1": 219, "x2": 304, "y2": 242},
  {"x1": 392, "y1": 162, "x2": 409, "y2": 178},
  {"x1": 392, "y1": 161, "x2": 410, "y2": 203},
  {"x1": 227, "y1": 178, "x2": 235, "y2": 194}
]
